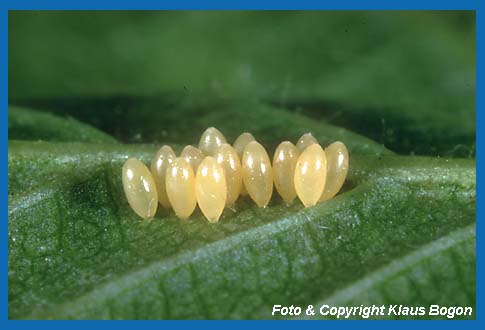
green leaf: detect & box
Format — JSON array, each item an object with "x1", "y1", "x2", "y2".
[
  {"x1": 8, "y1": 106, "x2": 117, "y2": 144},
  {"x1": 298, "y1": 224, "x2": 476, "y2": 320},
  {"x1": 8, "y1": 137, "x2": 475, "y2": 319},
  {"x1": 9, "y1": 96, "x2": 391, "y2": 156},
  {"x1": 8, "y1": 11, "x2": 475, "y2": 320}
]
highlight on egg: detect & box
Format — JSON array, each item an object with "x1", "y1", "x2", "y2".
[
  {"x1": 195, "y1": 156, "x2": 227, "y2": 222},
  {"x1": 121, "y1": 128, "x2": 349, "y2": 222},
  {"x1": 233, "y1": 132, "x2": 255, "y2": 196},
  {"x1": 122, "y1": 157, "x2": 158, "y2": 219},
  {"x1": 296, "y1": 132, "x2": 318, "y2": 152},
  {"x1": 181, "y1": 145, "x2": 204, "y2": 172},
  {"x1": 165, "y1": 157, "x2": 197, "y2": 220},
  {"x1": 272, "y1": 141, "x2": 299, "y2": 203},
  {"x1": 214, "y1": 143, "x2": 243, "y2": 206},
  {"x1": 150, "y1": 145, "x2": 175, "y2": 208},
  {"x1": 199, "y1": 127, "x2": 227, "y2": 156},
  {"x1": 320, "y1": 141, "x2": 349, "y2": 201},
  {"x1": 241, "y1": 141, "x2": 273, "y2": 208},
  {"x1": 294, "y1": 143, "x2": 327, "y2": 207}
]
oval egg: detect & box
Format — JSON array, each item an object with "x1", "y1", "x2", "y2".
[
  {"x1": 273, "y1": 141, "x2": 300, "y2": 203},
  {"x1": 294, "y1": 143, "x2": 327, "y2": 207},
  {"x1": 195, "y1": 157, "x2": 227, "y2": 222},
  {"x1": 122, "y1": 158, "x2": 158, "y2": 219},
  {"x1": 199, "y1": 127, "x2": 227, "y2": 156},
  {"x1": 214, "y1": 143, "x2": 243, "y2": 206},
  {"x1": 320, "y1": 141, "x2": 349, "y2": 201},
  {"x1": 233, "y1": 132, "x2": 256, "y2": 156},
  {"x1": 296, "y1": 133, "x2": 318, "y2": 152},
  {"x1": 181, "y1": 145, "x2": 204, "y2": 172},
  {"x1": 233, "y1": 132, "x2": 256, "y2": 196},
  {"x1": 150, "y1": 145, "x2": 176, "y2": 208},
  {"x1": 241, "y1": 141, "x2": 273, "y2": 207},
  {"x1": 165, "y1": 157, "x2": 197, "y2": 219}
]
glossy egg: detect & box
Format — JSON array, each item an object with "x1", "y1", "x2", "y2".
[
  {"x1": 181, "y1": 145, "x2": 204, "y2": 172},
  {"x1": 195, "y1": 157, "x2": 227, "y2": 222},
  {"x1": 294, "y1": 144, "x2": 327, "y2": 207},
  {"x1": 233, "y1": 132, "x2": 256, "y2": 196},
  {"x1": 150, "y1": 145, "x2": 176, "y2": 208},
  {"x1": 272, "y1": 141, "x2": 300, "y2": 203},
  {"x1": 296, "y1": 133, "x2": 318, "y2": 152},
  {"x1": 233, "y1": 132, "x2": 256, "y2": 156},
  {"x1": 122, "y1": 158, "x2": 158, "y2": 219},
  {"x1": 320, "y1": 141, "x2": 349, "y2": 201},
  {"x1": 199, "y1": 127, "x2": 227, "y2": 156},
  {"x1": 241, "y1": 141, "x2": 273, "y2": 207},
  {"x1": 165, "y1": 157, "x2": 197, "y2": 219},
  {"x1": 214, "y1": 143, "x2": 242, "y2": 206}
]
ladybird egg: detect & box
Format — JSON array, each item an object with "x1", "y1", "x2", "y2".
[
  {"x1": 199, "y1": 127, "x2": 227, "y2": 156},
  {"x1": 195, "y1": 157, "x2": 227, "y2": 222},
  {"x1": 233, "y1": 132, "x2": 256, "y2": 156},
  {"x1": 165, "y1": 157, "x2": 197, "y2": 219},
  {"x1": 233, "y1": 132, "x2": 256, "y2": 196},
  {"x1": 273, "y1": 141, "x2": 300, "y2": 203},
  {"x1": 181, "y1": 145, "x2": 204, "y2": 172},
  {"x1": 122, "y1": 158, "x2": 158, "y2": 219},
  {"x1": 320, "y1": 141, "x2": 349, "y2": 201},
  {"x1": 296, "y1": 133, "x2": 318, "y2": 152},
  {"x1": 294, "y1": 143, "x2": 327, "y2": 207},
  {"x1": 150, "y1": 145, "x2": 176, "y2": 208},
  {"x1": 214, "y1": 143, "x2": 242, "y2": 206},
  {"x1": 241, "y1": 141, "x2": 273, "y2": 207}
]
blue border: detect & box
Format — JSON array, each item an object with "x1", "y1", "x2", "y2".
[
  {"x1": 0, "y1": 0, "x2": 480, "y2": 10},
  {"x1": 2, "y1": 0, "x2": 481, "y2": 328},
  {"x1": 476, "y1": 2, "x2": 482, "y2": 325},
  {"x1": 1, "y1": 0, "x2": 7, "y2": 325}
]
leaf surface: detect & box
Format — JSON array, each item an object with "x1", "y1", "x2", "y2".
[
  {"x1": 8, "y1": 11, "x2": 476, "y2": 320},
  {"x1": 8, "y1": 138, "x2": 475, "y2": 319}
]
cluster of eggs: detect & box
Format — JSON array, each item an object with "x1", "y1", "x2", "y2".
[{"x1": 122, "y1": 127, "x2": 349, "y2": 223}]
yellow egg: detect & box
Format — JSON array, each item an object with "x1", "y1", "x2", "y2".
[
  {"x1": 272, "y1": 141, "x2": 300, "y2": 203},
  {"x1": 122, "y1": 158, "x2": 158, "y2": 219},
  {"x1": 296, "y1": 133, "x2": 318, "y2": 152},
  {"x1": 150, "y1": 145, "x2": 176, "y2": 208},
  {"x1": 195, "y1": 157, "x2": 227, "y2": 222},
  {"x1": 181, "y1": 145, "x2": 204, "y2": 172},
  {"x1": 233, "y1": 132, "x2": 256, "y2": 156},
  {"x1": 233, "y1": 132, "x2": 256, "y2": 196},
  {"x1": 198, "y1": 127, "x2": 227, "y2": 156},
  {"x1": 214, "y1": 143, "x2": 242, "y2": 206},
  {"x1": 241, "y1": 141, "x2": 273, "y2": 207},
  {"x1": 165, "y1": 157, "x2": 197, "y2": 219},
  {"x1": 320, "y1": 141, "x2": 349, "y2": 201},
  {"x1": 294, "y1": 144, "x2": 327, "y2": 207}
]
